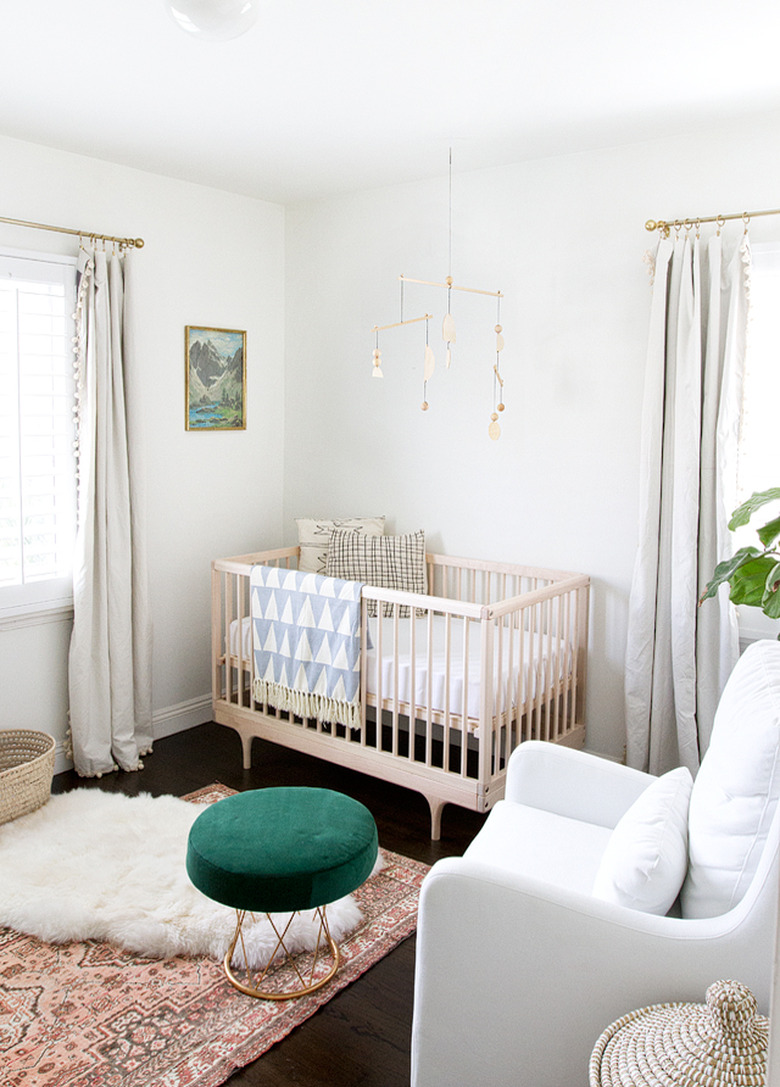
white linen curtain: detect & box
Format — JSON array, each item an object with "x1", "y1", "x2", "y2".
[
  {"x1": 68, "y1": 246, "x2": 153, "y2": 777},
  {"x1": 624, "y1": 228, "x2": 750, "y2": 775}
]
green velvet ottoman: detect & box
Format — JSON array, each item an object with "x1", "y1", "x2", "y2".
[{"x1": 186, "y1": 786, "x2": 378, "y2": 999}]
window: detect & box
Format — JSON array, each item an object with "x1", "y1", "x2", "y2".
[
  {"x1": 0, "y1": 249, "x2": 77, "y2": 618},
  {"x1": 737, "y1": 243, "x2": 780, "y2": 502},
  {"x1": 734, "y1": 242, "x2": 780, "y2": 639}
]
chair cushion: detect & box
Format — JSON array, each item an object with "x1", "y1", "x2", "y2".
[
  {"x1": 592, "y1": 767, "x2": 692, "y2": 915},
  {"x1": 681, "y1": 639, "x2": 780, "y2": 919},
  {"x1": 463, "y1": 800, "x2": 613, "y2": 894}
]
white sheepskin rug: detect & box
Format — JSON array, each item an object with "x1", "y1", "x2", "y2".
[{"x1": 0, "y1": 789, "x2": 375, "y2": 968}]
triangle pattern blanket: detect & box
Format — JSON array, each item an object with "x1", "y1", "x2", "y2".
[{"x1": 251, "y1": 564, "x2": 365, "y2": 730}]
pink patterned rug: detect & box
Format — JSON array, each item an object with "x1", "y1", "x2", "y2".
[{"x1": 0, "y1": 785, "x2": 428, "y2": 1087}]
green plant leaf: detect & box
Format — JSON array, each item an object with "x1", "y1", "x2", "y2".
[
  {"x1": 699, "y1": 546, "x2": 762, "y2": 602},
  {"x1": 728, "y1": 555, "x2": 778, "y2": 607},
  {"x1": 763, "y1": 562, "x2": 780, "y2": 618},
  {"x1": 757, "y1": 514, "x2": 780, "y2": 549},
  {"x1": 728, "y1": 488, "x2": 780, "y2": 530}
]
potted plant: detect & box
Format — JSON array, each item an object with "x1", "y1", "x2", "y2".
[{"x1": 700, "y1": 487, "x2": 780, "y2": 627}]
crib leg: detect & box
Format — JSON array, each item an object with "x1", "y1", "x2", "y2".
[
  {"x1": 426, "y1": 796, "x2": 446, "y2": 841},
  {"x1": 239, "y1": 731, "x2": 253, "y2": 770}
]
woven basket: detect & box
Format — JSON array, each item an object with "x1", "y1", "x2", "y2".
[
  {"x1": 589, "y1": 979, "x2": 768, "y2": 1087},
  {"x1": 0, "y1": 730, "x2": 56, "y2": 826}
]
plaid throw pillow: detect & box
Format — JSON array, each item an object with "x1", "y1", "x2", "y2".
[{"x1": 326, "y1": 529, "x2": 426, "y2": 616}]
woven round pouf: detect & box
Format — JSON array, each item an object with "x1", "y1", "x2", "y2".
[
  {"x1": 186, "y1": 787, "x2": 378, "y2": 1000},
  {"x1": 589, "y1": 979, "x2": 768, "y2": 1087}
]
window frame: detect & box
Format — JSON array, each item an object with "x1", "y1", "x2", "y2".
[{"x1": 0, "y1": 245, "x2": 78, "y2": 625}]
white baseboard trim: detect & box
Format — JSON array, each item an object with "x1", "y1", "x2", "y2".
[
  {"x1": 152, "y1": 693, "x2": 213, "y2": 741},
  {"x1": 54, "y1": 743, "x2": 72, "y2": 776},
  {"x1": 53, "y1": 693, "x2": 213, "y2": 775}
]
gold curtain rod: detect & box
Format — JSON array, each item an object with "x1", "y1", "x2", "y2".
[
  {"x1": 0, "y1": 214, "x2": 144, "y2": 249},
  {"x1": 645, "y1": 207, "x2": 780, "y2": 235}
]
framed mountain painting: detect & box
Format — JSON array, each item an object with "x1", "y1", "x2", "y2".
[{"x1": 185, "y1": 325, "x2": 246, "y2": 430}]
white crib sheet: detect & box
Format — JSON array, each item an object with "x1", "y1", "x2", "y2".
[
  {"x1": 229, "y1": 614, "x2": 567, "y2": 724},
  {"x1": 365, "y1": 616, "x2": 565, "y2": 722}
]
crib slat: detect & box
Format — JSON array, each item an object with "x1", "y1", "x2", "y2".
[
  {"x1": 544, "y1": 599, "x2": 554, "y2": 741},
  {"x1": 425, "y1": 608, "x2": 434, "y2": 769},
  {"x1": 375, "y1": 605, "x2": 384, "y2": 749},
  {"x1": 517, "y1": 605, "x2": 528, "y2": 743},
  {"x1": 224, "y1": 571, "x2": 234, "y2": 705},
  {"x1": 236, "y1": 573, "x2": 246, "y2": 708},
  {"x1": 533, "y1": 600, "x2": 543, "y2": 739},
  {"x1": 360, "y1": 595, "x2": 369, "y2": 746},
  {"x1": 211, "y1": 564, "x2": 224, "y2": 705},
  {"x1": 477, "y1": 616, "x2": 494, "y2": 789},
  {"x1": 506, "y1": 610, "x2": 515, "y2": 752},
  {"x1": 391, "y1": 604, "x2": 400, "y2": 757},
  {"x1": 443, "y1": 613, "x2": 452, "y2": 773},
  {"x1": 460, "y1": 618, "x2": 470, "y2": 779},
  {"x1": 408, "y1": 608, "x2": 417, "y2": 764},
  {"x1": 561, "y1": 589, "x2": 572, "y2": 735}
]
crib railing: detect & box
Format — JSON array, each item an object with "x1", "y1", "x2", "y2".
[{"x1": 211, "y1": 547, "x2": 589, "y2": 836}]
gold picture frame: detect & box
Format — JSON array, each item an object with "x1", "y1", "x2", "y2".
[{"x1": 185, "y1": 325, "x2": 246, "y2": 431}]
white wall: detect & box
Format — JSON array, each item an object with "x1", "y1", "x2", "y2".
[
  {"x1": 283, "y1": 110, "x2": 780, "y2": 760},
  {"x1": 0, "y1": 136, "x2": 286, "y2": 771},
  {"x1": 6, "y1": 111, "x2": 780, "y2": 771}
]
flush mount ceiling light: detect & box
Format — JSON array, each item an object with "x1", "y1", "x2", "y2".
[{"x1": 165, "y1": 0, "x2": 258, "y2": 41}]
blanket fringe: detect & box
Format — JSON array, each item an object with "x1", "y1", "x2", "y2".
[{"x1": 253, "y1": 679, "x2": 362, "y2": 731}]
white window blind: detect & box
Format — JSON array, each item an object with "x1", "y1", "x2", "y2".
[
  {"x1": 734, "y1": 242, "x2": 780, "y2": 641},
  {"x1": 0, "y1": 250, "x2": 77, "y2": 615},
  {"x1": 738, "y1": 243, "x2": 780, "y2": 502}
]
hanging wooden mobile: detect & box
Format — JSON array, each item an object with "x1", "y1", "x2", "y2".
[
  {"x1": 370, "y1": 149, "x2": 507, "y2": 436},
  {"x1": 422, "y1": 315, "x2": 435, "y2": 410},
  {"x1": 442, "y1": 277, "x2": 455, "y2": 368},
  {"x1": 370, "y1": 313, "x2": 435, "y2": 403},
  {"x1": 372, "y1": 328, "x2": 383, "y2": 377},
  {"x1": 489, "y1": 295, "x2": 506, "y2": 441}
]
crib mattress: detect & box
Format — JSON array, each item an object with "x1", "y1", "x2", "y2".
[
  {"x1": 229, "y1": 614, "x2": 567, "y2": 725},
  {"x1": 365, "y1": 616, "x2": 565, "y2": 722}
]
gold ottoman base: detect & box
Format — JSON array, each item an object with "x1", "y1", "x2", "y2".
[{"x1": 224, "y1": 906, "x2": 340, "y2": 1000}]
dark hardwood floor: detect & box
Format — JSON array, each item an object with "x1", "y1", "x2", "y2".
[{"x1": 51, "y1": 722, "x2": 487, "y2": 1086}]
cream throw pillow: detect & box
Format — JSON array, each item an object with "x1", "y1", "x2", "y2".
[
  {"x1": 592, "y1": 766, "x2": 693, "y2": 915},
  {"x1": 295, "y1": 516, "x2": 385, "y2": 575}
]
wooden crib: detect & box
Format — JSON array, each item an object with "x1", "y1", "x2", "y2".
[{"x1": 212, "y1": 547, "x2": 590, "y2": 838}]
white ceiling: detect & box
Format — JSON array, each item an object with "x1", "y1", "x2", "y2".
[{"x1": 2, "y1": 0, "x2": 780, "y2": 205}]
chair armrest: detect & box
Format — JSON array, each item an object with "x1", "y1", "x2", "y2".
[
  {"x1": 504, "y1": 740, "x2": 658, "y2": 827},
  {"x1": 411, "y1": 858, "x2": 771, "y2": 1087}
]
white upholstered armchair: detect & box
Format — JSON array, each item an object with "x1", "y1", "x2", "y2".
[{"x1": 410, "y1": 640, "x2": 780, "y2": 1087}]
